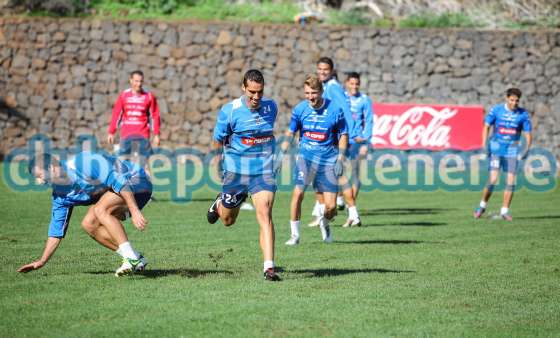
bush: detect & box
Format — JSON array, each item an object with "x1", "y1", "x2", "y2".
[{"x1": 9, "y1": 0, "x2": 90, "y2": 16}]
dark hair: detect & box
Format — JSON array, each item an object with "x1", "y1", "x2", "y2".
[
  {"x1": 130, "y1": 70, "x2": 144, "y2": 78},
  {"x1": 506, "y1": 88, "x2": 522, "y2": 98},
  {"x1": 27, "y1": 153, "x2": 55, "y2": 174},
  {"x1": 317, "y1": 57, "x2": 334, "y2": 70},
  {"x1": 243, "y1": 69, "x2": 265, "y2": 86},
  {"x1": 346, "y1": 72, "x2": 360, "y2": 82}
]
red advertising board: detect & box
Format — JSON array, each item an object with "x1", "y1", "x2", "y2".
[{"x1": 371, "y1": 103, "x2": 484, "y2": 151}]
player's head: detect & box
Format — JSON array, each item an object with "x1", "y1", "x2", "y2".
[
  {"x1": 316, "y1": 57, "x2": 335, "y2": 83},
  {"x1": 304, "y1": 74, "x2": 323, "y2": 108},
  {"x1": 345, "y1": 72, "x2": 361, "y2": 96},
  {"x1": 27, "y1": 153, "x2": 62, "y2": 186},
  {"x1": 242, "y1": 69, "x2": 265, "y2": 109},
  {"x1": 505, "y1": 87, "x2": 522, "y2": 110},
  {"x1": 129, "y1": 70, "x2": 144, "y2": 93}
]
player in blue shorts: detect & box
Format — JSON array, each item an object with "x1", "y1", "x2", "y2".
[
  {"x1": 280, "y1": 74, "x2": 348, "y2": 245},
  {"x1": 473, "y1": 88, "x2": 532, "y2": 221},
  {"x1": 17, "y1": 151, "x2": 152, "y2": 276},
  {"x1": 308, "y1": 57, "x2": 354, "y2": 227},
  {"x1": 339, "y1": 72, "x2": 374, "y2": 227},
  {"x1": 206, "y1": 69, "x2": 281, "y2": 281}
]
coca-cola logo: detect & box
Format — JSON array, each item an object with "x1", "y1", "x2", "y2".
[{"x1": 372, "y1": 106, "x2": 457, "y2": 149}]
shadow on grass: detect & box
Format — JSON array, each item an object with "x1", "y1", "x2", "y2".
[
  {"x1": 85, "y1": 268, "x2": 233, "y2": 278},
  {"x1": 336, "y1": 239, "x2": 444, "y2": 244},
  {"x1": 516, "y1": 215, "x2": 560, "y2": 220},
  {"x1": 290, "y1": 267, "x2": 415, "y2": 278},
  {"x1": 360, "y1": 208, "x2": 452, "y2": 216},
  {"x1": 362, "y1": 221, "x2": 447, "y2": 227}
]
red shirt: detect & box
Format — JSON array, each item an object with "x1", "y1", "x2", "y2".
[{"x1": 108, "y1": 88, "x2": 161, "y2": 139}]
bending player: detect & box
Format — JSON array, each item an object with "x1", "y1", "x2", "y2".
[
  {"x1": 206, "y1": 69, "x2": 281, "y2": 281},
  {"x1": 280, "y1": 75, "x2": 348, "y2": 245},
  {"x1": 473, "y1": 88, "x2": 532, "y2": 220},
  {"x1": 18, "y1": 151, "x2": 152, "y2": 276}
]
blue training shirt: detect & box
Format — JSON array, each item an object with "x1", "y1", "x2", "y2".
[
  {"x1": 213, "y1": 96, "x2": 278, "y2": 175},
  {"x1": 323, "y1": 77, "x2": 354, "y2": 139},
  {"x1": 485, "y1": 103, "x2": 532, "y2": 157},
  {"x1": 48, "y1": 152, "x2": 151, "y2": 238},
  {"x1": 346, "y1": 91, "x2": 374, "y2": 144},
  {"x1": 290, "y1": 98, "x2": 348, "y2": 165}
]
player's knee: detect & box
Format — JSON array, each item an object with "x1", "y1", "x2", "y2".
[
  {"x1": 81, "y1": 218, "x2": 96, "y2": 235},
  {"x1": 222, "y1": 215, "x2": 236, "y2": 227},
  {"x1": 324, "y1": 204, "x2": 337, "y2": 219}
]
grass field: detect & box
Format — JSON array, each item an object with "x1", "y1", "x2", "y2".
[{"x1": 1, "y1": 171, "x2": 559, "y2": 337}]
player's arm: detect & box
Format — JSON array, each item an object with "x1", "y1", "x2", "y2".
[
  {"x1": 17, "y1": 236, "x2": 62, "y2": 273},
  {"x1": 119, "y1": 188, "x2": 147, "y2": 231},
  {"x1": 107, "y1": 94, "x2": 124, "y2": 145},
  {"x1": 481, "y1": 124, "x2": 491, "y2": 150},
  {"x1": 149, "y1": 93, "x2": 161, "y2": 148}
]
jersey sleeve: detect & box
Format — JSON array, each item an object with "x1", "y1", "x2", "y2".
[
  {"x1": 213, "y1": 105, "x2": 232, "y2": 143},
  {"x1": 48, "y1": 198, "x2": 74, "y2": 238},
  {"x1": 336, "y1": 109, "x2": 348, "y2": 137},
  {"x1": 149, "y1": 93, "x2": 161, "y2": 135},
  {"x1": 484, "y1": 106, "x2": 497, "y2": 126},
  {"x1": 288, "y1": 107, "x2": 301, "y2": 133},
  {"x1": 108, "y1": 93, "x2": 123, "y2": 134},
  {"x1": 522, "y1": 112, "x2": 532, "y2": 132},
  {"x1": 361, "y1": 96, "x2": 374, "y2": 141}
]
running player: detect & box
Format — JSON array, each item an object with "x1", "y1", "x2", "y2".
[
  {"x1": 18, "y1": 151, "x2": 152, "y2": 276},
  {"x1": 340, "y1": 72, "x2": 373, "y2": 227},
  {"x1": 281, "y1": 74, "x2": 348, "y2": 245},
  {"x1": 473, "y1": 88, "x2": 532, "y2": 220},
  {"x1": 206, "y1": 69, "x2": 281, "y2": 281}
]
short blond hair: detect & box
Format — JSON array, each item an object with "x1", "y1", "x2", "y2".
[{"x1": 304, "y1": 74, "x2": 323, "y2": 91}]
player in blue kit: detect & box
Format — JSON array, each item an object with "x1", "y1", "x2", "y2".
[
  {"x1": 473, "y1": 88, "x2": 532, "y2": 221},
  {"x1": 308, "y1": 57, "x2": 355, "y2": 227},
  {"x1": 17, "y1": 151, "x2": 152, "y2": 276},
  {"x1": 206, "y1": 69, "x2": 281, "y2": 281},
  {"x1": 280, "y1": 74, "x2": 348, "y2": 245},
  {"x1": 339, "y1": 72, "x2": 374, "y2": 228}
]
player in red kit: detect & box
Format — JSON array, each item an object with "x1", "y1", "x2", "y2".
[{"x1": 107, "y1": 70, "x2": 161, "y2": 174}]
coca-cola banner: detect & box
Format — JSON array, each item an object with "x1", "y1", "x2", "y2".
[{"x1": 371, "y1": 103, "x2": 485, "y2": 151}]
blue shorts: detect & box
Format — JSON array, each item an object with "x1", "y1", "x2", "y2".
[
  {"x1": 294, "y1": 157, "x2": 338, "y2": 193},
  {"x1": 489, "y1": 154, "x2": 518, "y2": 173},
  {"x1": 118, "y1": 137, "x2": 153, "y2": 157},
  {"x1": 346, "y1": 142, "x2": 363, "y2": 160},
  {"x1": 221, "y1": 171, "x2": 276, "y2": 209}
]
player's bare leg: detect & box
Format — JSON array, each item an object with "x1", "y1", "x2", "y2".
[
  {"x1": 319, "y1": 192, "x2": 337, "y2": 242},
  {"x1": 252, "y1": 190, "x2": 280, "y2": 280},
  {"x1": 93, "y1": 191, "x2": 145, "y2": 275},
  {"x1": 474, "y1": 169, "x2": 499, "y2": 219},
  {"x1": 500, "y1": 172, "x2": 516, "y2": 220},
  {"x1": 286, "y1": 186, "x2": 305, "y2": 245},
  {"x1": 81, "y1": 206, "x2": 119, "y2": 251},
  {"x1": 340, "y1": 173, "x2": 361, "y2": 227}
]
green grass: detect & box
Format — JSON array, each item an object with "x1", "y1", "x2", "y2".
[
  {"x1": 91, "y1": 0, "x2": 300, "y2": 23},
  {"x1": 1, "y1": 169, "x2": 559, "y2": 337}
]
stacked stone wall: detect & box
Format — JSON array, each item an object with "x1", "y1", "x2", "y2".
[{"x1": 1, "y1": 18, "x2": 559, "y2": 158}]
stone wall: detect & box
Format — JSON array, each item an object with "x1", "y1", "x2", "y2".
[{"x1": 0, "y1": 18, "x2": 559, "y2": 158}]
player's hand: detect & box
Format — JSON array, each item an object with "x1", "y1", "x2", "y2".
[
  {"x1": 354, "y1": 137, "x2": 366, "y2": 143},
  {"x1": 334, "y1": 156, "x2": 345, "y2": 177},
  {"x1": 107, "y1": 133, "x2": 114, "y2": 145},
  {"x1": 518, "y1": 151, "x2": 529, "y2": 161},
  {"x1": 17, "y1": 260, "x2": 45, "y2": 273},
  {"x1": 152, "y1": 135, "x2": 160, "y2": 148},
  {"x1": 130, "y1": 210, "x2": 148, "y2": 231},
  {"x1": 359, "y1": 144, "x2": 369, "y2": 157},
  {"x1": 273, "y1": 151, "x2": 286, "y2": 176}
]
